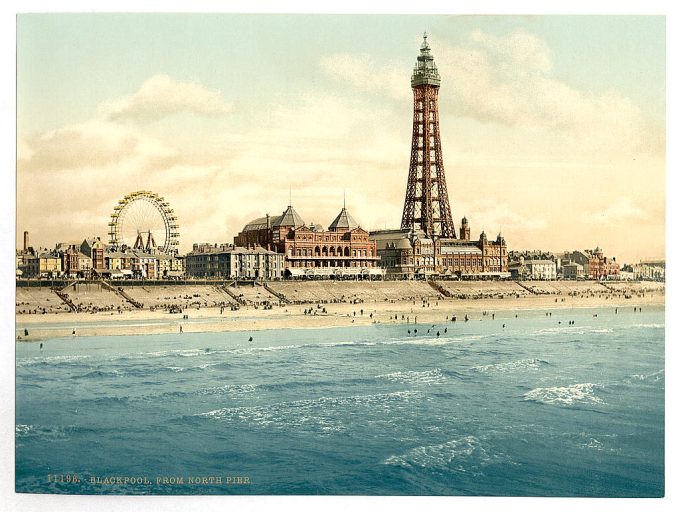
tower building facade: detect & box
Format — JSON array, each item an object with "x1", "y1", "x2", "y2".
[
  {"x1": 371, "y1": 34, "x2": 509, "y2": 279},
  {"x1": 401, "y1": 33, "x2": 455, "y2": 239}
]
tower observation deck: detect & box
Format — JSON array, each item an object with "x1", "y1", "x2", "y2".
[{"x1": 400, "y1": 33, "x2": 456, "y2": 239}]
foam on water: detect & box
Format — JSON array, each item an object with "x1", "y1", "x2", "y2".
[
  {"x1": 523, "y1": 382, "x2": 604, "y2": 406},
  {"x1": 16, "y1": 354, "x2": 92, "y2": 367},
  {"x1": 376, "y1": 369, "x2": 446, "y2": 385},
  {"x1": 195, "y1": 390, "x2": 422, "y2": 434},
  {"x1": 532, "y1": 326, "x2": 613, "y2": 336},
  {"x1": 383, "y1": 435, "x2": 509, "y2": 472},
  {"x1": 628, "y1": 369, "x2": 665, "y2": 382},
  {"x1": 472, "y1": 358, "x2": 548, "y2": 374}
]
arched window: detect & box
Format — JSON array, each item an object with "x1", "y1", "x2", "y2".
[
  {"x1": 344, "y1": 247, "x2": 350, "y2": 257},
  {"x1": 337, "y1": 246, "x2": 342, "y2": 256},
  {"x1": 322, "y1": 246, "x2": 328, "y2": 256},
  {"x1": 329, "y1": 246, "x2": 335, "y2": 256},
  {"x1": 315, "y1": 246, "x2": 320, "y2": 257}
]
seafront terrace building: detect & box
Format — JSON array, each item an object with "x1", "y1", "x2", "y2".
[
  {"x1": 185, "y1": 243, "x2": 283, "y2": 280},
  {"x1": 587, "y1": 246, "x2": 620, "y2": 280},
  {"x1": 58, "y1": 244, "x2": 92, "y2": 278},
  {"x1": 634, "y1": 260, "x2": 665, "y2": 281},
  {"x1": 22, "y1": 251, "x2": 62, "y2": 278},
  {"x1": 561, "y1": 262, "x2": 585, "y2": 280},
  {"x1": 156, "y1": 252, "x2": 185, "y2": 279},
  {"x1": 234, "y1": 204, "x2": 380, "y2": 273},
  {"x1": 80, "y1": 237, "x2": 106, "y2": 271},
  {"x1": 559, "y1": 248, "x2": 620, "y2": 280},
  {"x1": 508, "y1": 258, "x2": 557, "y2": 280}
]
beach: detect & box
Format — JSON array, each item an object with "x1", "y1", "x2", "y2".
[{"x1": 15, "y1": 280, "x2": 665, "y2": 341}]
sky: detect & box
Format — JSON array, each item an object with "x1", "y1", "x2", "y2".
[{"x1": 15, "y1": 14, "x2": 666, "y2": 263}]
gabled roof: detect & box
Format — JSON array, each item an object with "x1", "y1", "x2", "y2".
[{"x1": 328, "y1": 207, "x2": 359, "y2": 231}]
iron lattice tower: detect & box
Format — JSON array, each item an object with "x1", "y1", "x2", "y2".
[{"x1": 400, "y1": 33, "x2": 456, "y2": 239}]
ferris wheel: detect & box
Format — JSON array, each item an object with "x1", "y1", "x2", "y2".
[{"x1": 108, "y1": 190, "x2": 179, "y2": 254}]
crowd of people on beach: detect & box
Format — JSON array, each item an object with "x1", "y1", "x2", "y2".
[{"x1": 16, "y1": 282, "x2": 663, "y2": 319}]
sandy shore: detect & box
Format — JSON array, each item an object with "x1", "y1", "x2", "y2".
[{"x1": 15, "y1": 293, "x2": 664, "y2": 342}]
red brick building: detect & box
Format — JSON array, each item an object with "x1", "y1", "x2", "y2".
[
  {"x1": 234, "y1": 204, "x2": 379, "y2": 271},
  {"x1": 587, "y1": 246, "x2": 620, "y2": 280}
]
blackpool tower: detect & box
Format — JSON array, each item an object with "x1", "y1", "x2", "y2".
[{"x1": 400, "y1": 33, "x2": 456, "y2": 239}]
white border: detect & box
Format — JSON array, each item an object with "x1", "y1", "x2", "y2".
[{"x1": 2, "y1": 2, "x2": 676, "y2": 512}]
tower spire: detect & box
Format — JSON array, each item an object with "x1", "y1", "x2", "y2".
[{"x1": 401, "y1": 34, "x2": 455, "y2": 239}]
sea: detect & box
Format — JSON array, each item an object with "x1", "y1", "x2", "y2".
[{"x1": 15, "y1": 305, "x2": 664, "y2": 496}]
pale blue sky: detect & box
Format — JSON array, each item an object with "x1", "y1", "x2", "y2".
[{"x1": 18, "y1": 14, "x2": 665, "y2": 133}]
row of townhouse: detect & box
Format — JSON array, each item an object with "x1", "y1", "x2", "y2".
[
  {"x1": 507, "y1": 247, "x2": 621, "y2": 280},
  {"x1": 17, "y1": 237, "x2": 184, "y2": 279}
]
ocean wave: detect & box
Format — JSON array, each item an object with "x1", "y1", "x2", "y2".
[
  {"x1": 197, "y1": 383, "x2": 257, "y2": 396},
  {"x1": 73, "y1": 369, "x2": 122, "y2": 379},
  {"x1": 379, "y1": 336, "x2": 466, "y2": 347},
  {"x1": 472, "y1": 358, "x2": 549, "y2": 374},
  {"x1": 318, "y1": 341, "x2": 377, "y2": 347},
  {"x1": 80, "y1": 395, "x2": 130, "y2": 406},
  {"x1": 382, "y1": 435, "x2": 509, "y2": 471},
  {"x1": 15, "y1": 423, "x2": 96, "y2": 440},
  {"x1": 563, "y1": 432, "x2": 620, "y2": 453},
  {"x1": 236, "y1": 344, "x2": 304, "y2": 354},
  {"x1": 628, "y1": 369, "x2": 665, "y2": 382},
  {"x1": 533, "y1": 326, "x2": 613, "y2": 336},
  {"x1": 376, "y1": 369, "x2": 446, "y2": 385},
  {"x1": 523, "y1": 383, "x2": 604, "y2": 406},
  {"x1": 16, "y1": 354, "x2": 91, "y2": 368},
  {"x1": 163, "y1": 362, "x2": 220, "y2": 373},
  {"x1": 194, "y1": 390, "x2": 422, "y2": 434},
  {"x1": 630, "y1": 323, "x2": 664, "y2": 329}
]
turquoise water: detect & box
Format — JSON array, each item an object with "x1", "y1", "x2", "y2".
[{"x1": 15, "y1": 305, "x2": 664, "y2": 496}]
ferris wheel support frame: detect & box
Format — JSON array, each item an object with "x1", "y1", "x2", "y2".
[{"x1": 107, "y1": 190, "x2": 180, "y2": 255}]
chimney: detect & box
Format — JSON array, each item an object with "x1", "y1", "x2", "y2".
[{"x1": 23, "y1": 231, "x2": 29, "y2": 251}]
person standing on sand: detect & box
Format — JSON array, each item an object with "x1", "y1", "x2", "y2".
[{"x1": 180, "y1": 325, "x2": 183, "y2": 334}]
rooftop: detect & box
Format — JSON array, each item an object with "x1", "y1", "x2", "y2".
[
  {"x1": 411, "y1": 32, "x2": 441, "y2": 87},
  {"x1": 328, "y1": 207, "x2": 359, "y2": 231}
]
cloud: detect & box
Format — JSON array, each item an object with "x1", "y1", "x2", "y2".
[
  {"x1": 581, "y1": 197, "x2": 651, "y2": 225},
  {"x1": 102, "y1": 74, "x2": 232, "y2": 123},
  {"x1": 462, "y1": 199, "x2": 549, "y2": 234},
  {"x1": 438, "y1": 31, "x2": 647, "y2": 153},
  {"x1": 321, "y1": 30, "x2": 655, "y2": 157},
  {"x1": 18, "y1": 121, "x2": 138, "y2": 172},
  {"x1": 319, "y1": 54, "x2": 410, "y2": 100},
  {"x1": 17, "y1": 119, "x2": 176, "y2": 173},
  {"x1": 469, "y1": 29, "x2": 552, "y2": 74}
]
